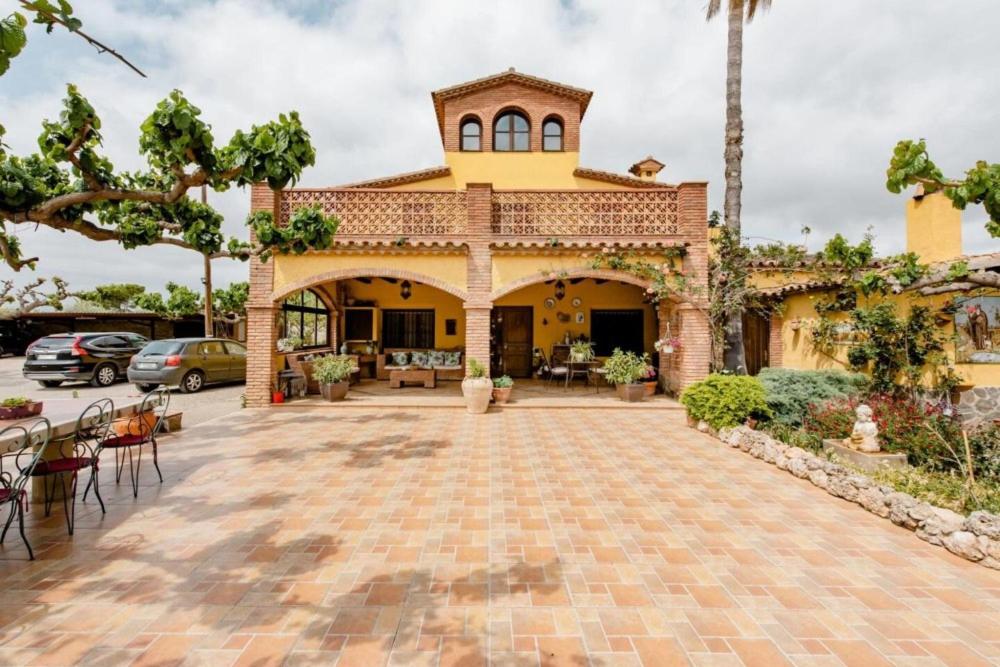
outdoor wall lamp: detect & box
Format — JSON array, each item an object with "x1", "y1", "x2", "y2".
[
  {"x1": 400, "y1": 280, "x2": 412, "y2": 300},
  {"x1": 554, "y1": 280, "x2": 566, "y2": 300}
]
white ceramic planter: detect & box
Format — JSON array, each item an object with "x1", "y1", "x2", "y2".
[{"x1": 462, "y1": 377, "x2": 494, "y2": 414}]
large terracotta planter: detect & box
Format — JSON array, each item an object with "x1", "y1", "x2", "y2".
[
  {"x1": 0, "y1": 401, "x2": 43, "y2": 420},
  {"x1": 462, "y1": 377, "x2": 494, "y2": 414},
  {"x1": 616, "y1": 383, "x2": 646, "y2": 403},
  {"x1": 492, "y1": 386, "x2": 513, "y2": 404},
  {"x1": 320, "y1": 381, "x2": 349, "y2": 402}
]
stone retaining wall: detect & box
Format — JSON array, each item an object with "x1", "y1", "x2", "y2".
[
  {"x1": 716, "y1": 425, "x2": 1000, "y2": 570},
  {"x1": 957, "y1": 386, "x2": 1000, "y2": 426}
]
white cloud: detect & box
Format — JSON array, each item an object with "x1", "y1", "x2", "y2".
[{"x1": 1, "y1": 0, "x2": 998, "y2": 292}]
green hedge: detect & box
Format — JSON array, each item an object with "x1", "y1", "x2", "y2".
[
  {"x1": 680, "y1": 375, "x2": 771, "y2": 430},
  {"x1": 757, "y1": 368, "x2": 865, "y2": 427}
]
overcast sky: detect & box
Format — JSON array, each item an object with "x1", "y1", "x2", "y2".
[{"x1": 1, "y1": 0, "x2": 998, "y2": 294}]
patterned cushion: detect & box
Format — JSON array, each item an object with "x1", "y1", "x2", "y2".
[
  {"x1": 410, "y1": 351, "x2": 430, "y2": 368},
  {"x1": 428, "y1": 350, "x2": 447, "y2": 368},
  {"x1": 445, "y1": 351, "x2": 461, "y2": 366},
  {"x1": 391, "y1": 352, "x2": 409, "y2": 366}
]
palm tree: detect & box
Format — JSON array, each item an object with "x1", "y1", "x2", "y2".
[{"x1": 707, "y1": 0, "x2": 772, "y2": 372}]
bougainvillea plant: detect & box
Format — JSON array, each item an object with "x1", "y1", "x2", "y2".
[{"x1": 0, "y1": 85, "x2": 339, "y2": 271}]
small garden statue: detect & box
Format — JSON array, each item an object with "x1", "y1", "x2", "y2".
[{"x1": 845, "y1": 404, "x2": 880, "y2": 453}]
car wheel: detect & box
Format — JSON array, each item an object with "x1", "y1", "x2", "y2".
[
  {"x1": 136, "y1": 383, "x2": 158, "y2": 393},
  {"x1": 38, "y1": 380, "x2": 62, "y2": 388},
  {"x1": 180, "y1": 370, "x2": 205, "y2": 393},
  {"x1": 91, "y1": 363, "x2": 118, "y2": 387}
]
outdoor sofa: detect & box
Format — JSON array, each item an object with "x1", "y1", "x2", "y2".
[{"x1": 376, "y1": 348, "x2": 464, "y2": 381}]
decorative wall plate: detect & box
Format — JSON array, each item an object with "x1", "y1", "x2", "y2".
[
  {"x1": 544, "y1": 297, "x2": 556, "y2": 309},
  {"x1": 571, "y1": 297, "x2": 582, "y2": 308}
]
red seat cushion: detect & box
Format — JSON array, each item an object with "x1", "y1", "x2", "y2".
[
  {"x1": 102, "y1": 433, "x2": 149, "y2": 448},
  {"x1": 31, "y1": 457, "x2": 94, "y2": 476},
  {"x1": 0, "y1": 488, "x2": 25, "y2": 504}
]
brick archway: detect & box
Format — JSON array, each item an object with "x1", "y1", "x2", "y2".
[
  {"x1": 271, "y1": 267, "x2": 468, "y2": 304},
  {"x1": 490, "y1": 267, "x2": 655, "y2": 302}
]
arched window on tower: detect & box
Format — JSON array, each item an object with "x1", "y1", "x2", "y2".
[
  {"x1": 460, "y1": 117, "x2": 481, "y2": 151},
  {"x1": 542, "y1": 117, "x2": 563, "y2": 151},
  {"x1": 493, "y1": 110, "x2": 530, "y2": 151}
]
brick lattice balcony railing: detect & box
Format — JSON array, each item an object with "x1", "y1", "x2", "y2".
[
  {"x1": 278, "y1": 188, "x2": 681, "y2": 237},
  {"x1": 491, "y1": 190, "x2": 679, "y2": 236},
  {"x1": 280, "y1": 189, "x2": 469, "y2": 236}
]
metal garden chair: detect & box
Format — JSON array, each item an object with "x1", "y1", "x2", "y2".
[
  {"x1": 1, "y1": 418, "x2": 52, "y2": 560},
  {"x1": 85, "y1": 387, "x2": 170, "y2": 499},
  {"x1": 30, "y1": 398, "x2": 113, "y2": 535}
]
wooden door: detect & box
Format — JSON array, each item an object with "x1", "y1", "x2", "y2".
[
  {"x1": 742, "y1": 312, "x2": 770, "y2": 376},
  {"x1": 495, "y1": 307, "x2": 533, "y2": 378}
]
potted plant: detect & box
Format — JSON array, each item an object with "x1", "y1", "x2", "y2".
[
  {"x1": 462, "y1": 358, "x2": 493, "y2": 414},
  {"x1": 276, "y1": 336, "x2": 303, "y2": 353},
  {"x1": 0, "y1": 397, "x2": 43, "y2": 420},
  {"x1": 654, "y1": 336, "x2": 681, "y2": 355},
  {"x1": 569, "y1": 340, "x2": 594, "y2": 363},
  {"x1": 271, "y1": 381, "x2": 285, "y2": 404},
  {"x1": 492, "y1": 375, "x2": 514, "y2": 404},
  {"x1": 602, "y1": 349, "x2": 648, "y2": 402},
  {"x1": 312, "y1": 354, "x2": 355, "y2": 401},
  {"x1": 640, "y1": 365, "x2": 658, "y2": 396}
]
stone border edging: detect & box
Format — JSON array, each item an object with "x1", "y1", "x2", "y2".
[{"x1": 714, "y1": 425, "x2": 1000, "y2": 570}]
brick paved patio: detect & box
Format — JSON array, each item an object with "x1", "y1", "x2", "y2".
[{"x1": 1, "y1": 407, "x2": 999, "y2": 666}]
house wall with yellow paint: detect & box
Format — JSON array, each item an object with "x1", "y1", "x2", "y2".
[
  {"x1": 337, "y1": 279, "x2": 466, "y2": 349},
  {"x1": 764, "y1": 193, "x2": 1000, "y2": 390},
  {"x1": 272, "y1": 252, "x2": 469, "y2": 299},
  {"x1": 773, "y1": 289, "x2": 1000, "y2": 389},
  {"x1": 494, "y1": 280, "x2": 658, "y2": 359}
]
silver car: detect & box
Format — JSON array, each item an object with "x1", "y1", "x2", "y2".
[{"x1": 127, "y1": 338, "x2": 247, "y2": 393}]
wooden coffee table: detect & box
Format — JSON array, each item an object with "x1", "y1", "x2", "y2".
[{"x1": 389, "y1": 368, "x2": 436, "y2": 388}]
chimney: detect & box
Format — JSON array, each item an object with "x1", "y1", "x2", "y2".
[
  {"x1": 906, "y1": 188, "x2": 962, "y2": 263},
  {"x1": 628, "y1": 155, "x2": 665, "y2": 182}
]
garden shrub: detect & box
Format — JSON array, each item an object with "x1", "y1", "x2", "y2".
[
  {"x1": 680, "y1": 374, "x2": 771, "y2": 430},
  {"x1": 757, "y1": 368, "x2": 865, "y2": 427},
  {"x1": 968, "y1": 423, "x2": 1000, "y2": 482}
]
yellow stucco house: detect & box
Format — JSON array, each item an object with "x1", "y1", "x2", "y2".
[
  {"x1": 751, "y1": 191, "x2": 1000, "y2": 421},
  {"x1": 244, "y1": 70, "x2": 712, "y2": 406}
]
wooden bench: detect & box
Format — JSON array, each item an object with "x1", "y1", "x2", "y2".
[{"x1": 388, "y1": 368, "x2": 436, "y2": 388}]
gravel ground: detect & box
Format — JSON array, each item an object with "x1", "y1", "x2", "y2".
[{"x1": 0, "y1": 355, "x2": 244, "y2": 427}]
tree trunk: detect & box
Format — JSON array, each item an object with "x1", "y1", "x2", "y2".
[
  {"x1": 201, "y1": 185, "x2": 214, "y2": 337},
  {"x1": 722, "y1": 0, "x2": 747, "y2": 373}
]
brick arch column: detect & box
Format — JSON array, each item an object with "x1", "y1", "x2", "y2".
[
  {"x1": 464, "y1": 183, "x2": 494, "y2": 375},
  {"x1": 246, "y1": 184, "x2": 281, "y2": 408}
]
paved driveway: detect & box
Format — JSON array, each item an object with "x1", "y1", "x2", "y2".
[
  {"x1": 0, "y1": 356, "x2": 243, "y2": 427},
  {"x1": 1, "y1": 407, "x2": 998, "y2": 666}
]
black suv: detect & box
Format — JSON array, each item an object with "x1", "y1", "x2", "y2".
[{"x1": 23, "y1": 332, "x2": 149, "y2": 388}]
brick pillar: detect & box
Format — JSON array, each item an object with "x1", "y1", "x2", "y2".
[
  {"x1": 675, "y1": 182, "x2": 711, "y2": 389},
  {"x1": 246, "y1": 183, "x2": 280, "y2": 407},
  {"x1": 464, "y1": 183, "x2": 493, "y2": 375},
  {"x1": 768, "y1": 315, "x2": 784, "y2": 368},
  {"x1": 677, "y1": 305, "x2": 711, "y2": 390}
]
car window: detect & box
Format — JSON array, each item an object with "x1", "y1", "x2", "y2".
[
  {"x1": 126, "y1": 335, "x2": 148, "y2": 347},
  {"x1": 139, "y1": 341, "x2": 182, "y2": 356},
  {"x1": 89, "y1": 336, "x2": 121, "y2": 348},
  {"x1": 224, "y1": 342, "x2": 246, "y2": 357},
  {"x1": 32, "y1": 337, "x2": 74, "y2": 349},
  {"x1": 198, "y1": 341, "x2": 226, "y2": 355}
]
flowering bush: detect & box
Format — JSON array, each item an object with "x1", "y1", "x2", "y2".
[{"x1": 803, "y1": 394, "x2": 961, "y2": 467}]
